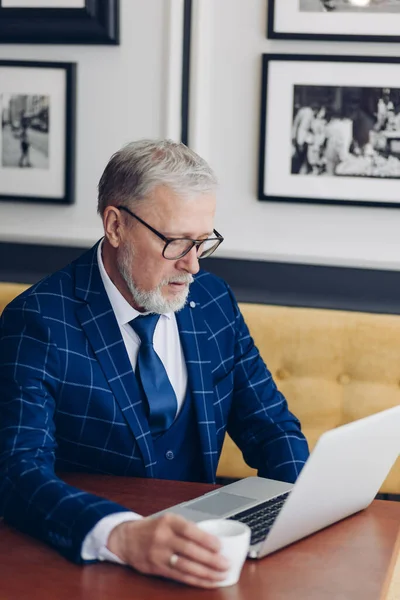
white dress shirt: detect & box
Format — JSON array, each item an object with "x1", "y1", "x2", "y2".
[{"x1": 81, "y1": 240, "x2": 188, "y2": 563}]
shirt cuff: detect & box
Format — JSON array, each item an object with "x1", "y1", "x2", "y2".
[{"x1": 81, "y1": 511, "x2": 143, "y2": 564}]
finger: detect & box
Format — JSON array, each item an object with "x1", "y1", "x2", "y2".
[
  {"x1": 169, "y1": 571, "x2": 224, "y2": 589},
  {"x1": 166, "y1": 553, "x2": 228, "y2": 583},
  {"x1": 169, "y1": 515, "x2": 221, "y2": 553},
  {"x1": 166, "y1": 570, "x2": 223, "y2": 589},
  {"x1": 172, "y1": 538, "x2": 229, "y2": 571}
]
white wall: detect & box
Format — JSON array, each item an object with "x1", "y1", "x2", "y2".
[
  {"x1": 189, "y1": 0, "x2": 400, "y2": 270},
  {"x1": 2, "y1": 0, "x2": 400, "y2": 272},
  {"x1": 0, "y1": 0, "x2": 183, "y2": 247}
]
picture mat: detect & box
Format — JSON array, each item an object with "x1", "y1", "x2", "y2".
[
  {"x1": 299, "y1": 0, "x2": 400, "y2": 13},
  {"x1": 2, "y1": 0, "x2": 85, "y2": 7},
  {"x1": 0, "y1": 66, "x2": 66, "y2": 198},
  {"x1": 264, "y1": 59, "x2": 400, "y2": 203},
  {"x1": 274, "y1": 0, "x2": 400, "y2": 35}
]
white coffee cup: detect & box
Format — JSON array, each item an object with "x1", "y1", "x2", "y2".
[{"x1": 197, "y1": 518, "x2": 251, "y2": 587}]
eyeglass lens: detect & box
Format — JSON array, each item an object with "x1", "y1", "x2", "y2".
[{"x1": 164, "y1": 238, "x2": 220, "y2": 260}]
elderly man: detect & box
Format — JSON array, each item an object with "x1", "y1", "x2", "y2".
[{"x1": 0, "y1": 139, "x2": 309, "y2": 588}]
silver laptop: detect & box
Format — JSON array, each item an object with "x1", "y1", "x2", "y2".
[{"x1": 153, "y1": 406, "x2": 400, "y2": 559}]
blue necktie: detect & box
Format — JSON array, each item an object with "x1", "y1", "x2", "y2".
[{"x1": 130, "y1": 314, "x2": 177, "y2": 435}]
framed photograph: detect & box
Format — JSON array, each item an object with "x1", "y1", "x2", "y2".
[
  {"x1": 0, "y1": 0, "x2": 119, "y2": 44},
  {"x1": 268, "y1": 1, "x2": 400, "y2": 43},
  {"x1": 0, "y1": 60, "x2": 76, "y2": 205},
  {"x1": 258, "y1": 54, "x2": 400, "y2": 208}
]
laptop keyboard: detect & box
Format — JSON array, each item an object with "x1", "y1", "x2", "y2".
[{"x1": 228, "y1": 491, "x2": 291, "y2": 545}]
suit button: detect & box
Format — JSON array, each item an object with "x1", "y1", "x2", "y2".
[{"x1": 165, "y1": 450, "x2": 174, "y2": 460}]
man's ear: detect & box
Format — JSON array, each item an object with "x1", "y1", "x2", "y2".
[{"x1": 103, "y1": 206, "x2": 122, "y2": 249}]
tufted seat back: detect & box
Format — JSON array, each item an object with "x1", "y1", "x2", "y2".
[
  {"x1": 0, "y1": 282, "x2": 29, "y2": 315},
  {"x1": 217, "y1": 303, "x2": 400, "y2": 494}
]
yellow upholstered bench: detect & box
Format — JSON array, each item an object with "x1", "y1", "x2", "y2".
[
  {"x1": 218, "y1": 303, "x2": 400, "y2": 495},
  {"x1": 0, "y1": 283, "x2": 29, "y2": 314},
  {"x1": 0, "y1": 284, "x2": 399, "y2": 494}
]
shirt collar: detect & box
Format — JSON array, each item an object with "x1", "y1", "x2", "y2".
[{"x1": 97, "y1": 239, "x2": 172, "y2": 326}]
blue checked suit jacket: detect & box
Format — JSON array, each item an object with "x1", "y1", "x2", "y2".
[{"x1": 0, "y1": 242, "x2": 309, "y2": 562}]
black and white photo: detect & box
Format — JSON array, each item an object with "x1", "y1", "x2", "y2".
[
  {"x1": 268, "y1": 0, "x2": 400, "y2": 42},
  {"x1": 0, "y1": 61, "x2": 76, "y2": 204},
  {"x1": 2, "y1": 94, "x2": 50, "y2": 169},
  {"x1": 300, "y1": 0, "x2": 400, "y2": 13},
  {"x1": 291, "y1": 85, "x2": 400, "y2": 178},
  {"x1": 259, "y1": 54, "x2": 400, "y2": 208}
]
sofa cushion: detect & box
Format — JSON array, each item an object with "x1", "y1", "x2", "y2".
[
  {"x1": 217, "y1": 303, "x2": 400, "y2": 495},
  {"x1": 0, "y1": 282, "x2": 29, "y2": 315}
]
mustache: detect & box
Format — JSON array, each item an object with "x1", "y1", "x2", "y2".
[{"x1": 163, "y1": 274, "x2": 194, "y2": 285}]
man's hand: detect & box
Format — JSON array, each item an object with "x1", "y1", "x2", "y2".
[{"x1": 107, "y1": 513, "x2": 230, "y2": 588}]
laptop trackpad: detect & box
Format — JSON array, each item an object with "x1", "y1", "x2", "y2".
[{"x1": 187, "y1": 492, "x2": 255, "y2": 516}]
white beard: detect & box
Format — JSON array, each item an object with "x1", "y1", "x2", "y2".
[{"x1": 117, "y1": 242, "x2": 193, "y2": 314}]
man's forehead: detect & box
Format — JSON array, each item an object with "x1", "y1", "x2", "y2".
[
  {"x1": 142, "y1": 189, "x2": 216, "y2": 237},
  {"x1": 149, "y1": 184, "x2": 216, "y2": 205}
]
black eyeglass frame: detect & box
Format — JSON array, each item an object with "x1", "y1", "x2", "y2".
[{"x1": 117, "y1": 205, "x2": 224, "y2": 260}]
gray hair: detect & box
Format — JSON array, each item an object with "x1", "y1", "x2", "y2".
[{"x1": 97, "y1": 139, "x2": 218, "y2": 216}]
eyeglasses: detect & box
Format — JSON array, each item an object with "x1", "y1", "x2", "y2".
[{"x1": 117, "y1": 205, "x2": 224, "y2": 260}]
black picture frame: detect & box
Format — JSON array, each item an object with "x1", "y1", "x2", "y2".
[
  {"x1": 268, "y1": 1, "x2": 400, "y2": 43},
  {"x1": 0, "y1": 60, "x2": 76, "y2": 205},
  {"x1": 258, "y1": 54, "x2": 400, "y2": 209},
  {"x1": 0, "y1": 0, "x2": 119, "y2": 45}
]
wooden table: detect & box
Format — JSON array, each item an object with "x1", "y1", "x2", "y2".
[{"x1": 0, "y1": 474, "x2": 399, "y2": 599}]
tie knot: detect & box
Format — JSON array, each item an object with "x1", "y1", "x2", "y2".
[{"x1": 129, "y1": 314, "x2": 160, "y2": 345}]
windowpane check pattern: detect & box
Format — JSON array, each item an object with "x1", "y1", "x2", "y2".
[{"x1": 0, "y1": 241, "x2": 309, "y2": 564}]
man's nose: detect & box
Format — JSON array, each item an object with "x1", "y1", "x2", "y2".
[{"x1": 176, "y1": 245, "x2": 200, "y2": 275}]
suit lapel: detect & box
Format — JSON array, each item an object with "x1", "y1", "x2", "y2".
[
  {"x1": 74, "y1": 244, "x2": 156, "y2": 477},
  {"x1": 176, "y1": 297, "x2": 218, "y2": 483}
]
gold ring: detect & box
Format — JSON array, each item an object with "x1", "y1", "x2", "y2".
[{"x1": 169, "y1": 553, "x2": 179, "y2": 568}]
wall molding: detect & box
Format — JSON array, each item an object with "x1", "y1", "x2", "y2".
[
  {"x1": 0, "y1": 242, "x2": 86, "y2": 285},
  {"x1": 2, "y1": 241, "x2": 400, "y2": 315},
  {"x1": 162, "y1": 0, "x2": 185, "y2": 141},
  {"x1": 181, "y1": 0, "x2": 192, "y2": 145},
  {"x1": 187, "y1": 0, "x2": 213, "y2": 161}
]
